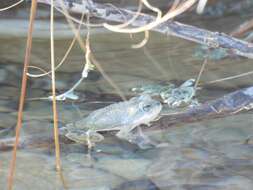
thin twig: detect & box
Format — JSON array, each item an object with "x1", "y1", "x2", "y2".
[
  {"x1": 58, "y1": 0, "x2": 127, "y2": 101},
  {"x1": 0, "y1": 0, "x2": 24, "y2": 11},
  {"x1": 195, "y1": 58, "x2": 208, "y2": 89},
  {"x1": 27, "y1": 2, "x2": 86, "y2": 78},
  {"x1": 206, "y1": 70, "x2": 253, "y2": 85},
  {"x1": 7, "y1": 0, "x2": 37, "y2": 190}
]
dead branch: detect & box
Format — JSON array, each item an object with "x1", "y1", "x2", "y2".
[
  {"x1": 148, "y1": 85, "x2": 253, "y2": 131},
  {"x1": 1, "y1": 85, "x2": 253, "y2": 150},
  {"x1": 37, "y1": 0, "x2": 253, "y2": 59}
]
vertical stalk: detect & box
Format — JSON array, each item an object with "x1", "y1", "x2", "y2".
[
  {"x1": 7, "y1": 1, "x2": 37, "y2": 190},
  {"x1": 50, "y1": 0, "x2": 61, "y2": 171}
]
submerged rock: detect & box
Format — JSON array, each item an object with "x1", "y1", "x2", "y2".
[{"x1": 97, "y1": 157, "x2": 151, "y2": 180}]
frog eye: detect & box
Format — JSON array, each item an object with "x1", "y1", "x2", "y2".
[{"x1": 142, "y1": 104, "x2": 152, "y2": 112}]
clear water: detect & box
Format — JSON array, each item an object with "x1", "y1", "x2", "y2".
[{"x1": 0, "y1": 3, "x2": 253, "y2": 190}]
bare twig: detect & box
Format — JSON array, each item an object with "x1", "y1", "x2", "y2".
[
  {"x1": 230, "y1": 18, "x2": 253, "y2": 37},
  {"x1": 0, "y1": 0, "x2": 24, "y2": 11},
  {"x1": 194, "y1": 58, "x2": 208, "y2": 89},
  {"x1": 206, "y1": 70, "x2": 253, "y2": 85}
]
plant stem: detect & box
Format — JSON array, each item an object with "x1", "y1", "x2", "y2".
[
  {"x1": 50, "y1": 0, "x2": 61, "y2": 171},
  {"x1": 7, "y1": 0, "x2": 37, "y2": 190}
]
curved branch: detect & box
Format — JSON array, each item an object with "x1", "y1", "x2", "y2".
[{"x1": 37, "y1": 0, "x2": 253, "y2": 59}]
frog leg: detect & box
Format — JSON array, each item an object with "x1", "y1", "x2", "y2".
[
  {"x1": 116, "y1": 125, "x2": 137, "y2": 141},
  {"x1": 86, "y1": 130, "x2": 93, "y2": 149},
  {"x1": 65, "y1": 130, "x2": 86, "y2": 144},
  {"x1": 117, "y1": 126, "x2": 158, "y2": 149},
  {"x1": 116, "y1": 117, "x2": 157, "y2": 141},
  {"x1": 131, "y1": 127, "x2": 158, "y2": 149},
  {"x1": 189, "y1": 99, "x2": 200, "y2": 107},
  {"x1": 65, "y1": 129, "x2": 104, "y2": 146}
]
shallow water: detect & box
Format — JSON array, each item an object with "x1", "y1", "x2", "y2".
[{"x1": 0, "y1": 2, "x2": 253, "y2": 190}]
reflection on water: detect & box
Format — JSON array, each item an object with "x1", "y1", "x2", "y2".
[{"x1": 0, "y1": 6, "x2": 253, "y2": 190}]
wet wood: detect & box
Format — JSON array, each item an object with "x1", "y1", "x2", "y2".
[
  {"x1": 37, "y1": 0, "x2": 253, "y2": 59},
  {"x1": 1, "y1": 86, "x2": 253, "y2": 150},
  {"x1": 147, "y1": 85, "x2": 253, "y2": 131},
  {"x1": 230, "y1": 18, "x2": 253, "y2": 38}
]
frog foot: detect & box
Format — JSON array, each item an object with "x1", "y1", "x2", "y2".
[
  {"x1": 116, "y1": 127, "x2": 158, "y2": 149},
  {"x1": 126, "y1": 128, "x2": 153, "y2": 149},
  {"x1": 116, "y1": 129, "x2": 131, "y2": 141}
]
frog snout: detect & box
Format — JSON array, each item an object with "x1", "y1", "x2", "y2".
[{"x1": 154, "y1": 101, "x2": 162, "y2": 111}]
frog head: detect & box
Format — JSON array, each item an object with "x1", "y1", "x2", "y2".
[
  {"x1": 127, "y1": 95, "x2": 162, "y2": 125},
  {"x1": 180, "y1": 79, "x2": 195, "y2": 88}
]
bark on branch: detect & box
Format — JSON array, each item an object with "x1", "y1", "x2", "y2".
[
  {"x1": 148, "y1": 85, "x2": 253, "y2": 131},
  {"x1": 37, "y1": 0, "x2": 253, "y2": 59}
]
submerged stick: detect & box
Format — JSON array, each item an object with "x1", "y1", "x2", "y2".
[
  {"x1": 230, "y1": 18, "x2": 253, "y2": 37},
  {"x1": 148, "y1": 85, "x2": 253, "y2": 131},
  {"x1": 7, "y1": 0, "x2": 37, "y2": 190},
  {"x1": 38, "y1": 0, "x2": 253, "y2": 59},
  {"x1": 1, "y1": 86, "x2": 253, "y2": 150}
]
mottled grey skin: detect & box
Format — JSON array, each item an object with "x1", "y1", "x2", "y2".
[
  {"x1": 132, "y1": 79, "x2": 198, "y2": 108},
  {"x1": 132, "y1": 83, "x2": 175, "y2": 96},
  {"x1": 163, "y1": 79, "x2": 197, "y2": 108},
  {"x1": 65, "y1": 94, "x2": 162, "y2": 144}
]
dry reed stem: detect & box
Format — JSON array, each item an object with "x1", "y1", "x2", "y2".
[
  {"x1": 27, "y1": 36, "x2": 77, "y2": 77},
  {"x1": 50, "y1": 0, "x2": 61, "y2": 171},
  {"x1": 196, "y1": 0, "x2": 208, "y2": 14},
  {"x1": 143, "y1": 47, "x2": 170, "y2": 81},
  {"x1": 27, "y1": 6, "x2": 86, "y2": 78},
  {"x1": 206, "y1": 70, "x2": 253, "y2": 85},
  {"x1": 38, "y1": 0, "x2": 253, "y2": 59},
  {"x1": 0, "y1": 0, "x2": 24, "y2": 11},
  {"x1": 169, "y1": 0, "x2": 181, "y2": 12},
  {"x1": 195, "y1": 58, "x2": 208, "y2": 89},
  {"x1": 112, "y1": 0, "x2": 143, "y2": 28},
  {"x1": 141, "y1": 0, "x2": 162, "y2": 20},
  {"x1": 131, "y1": 30, "x2": 149, "y2": 48},
  {"x1": 58, "y1": 0, "x2": 126, "y2": 101},
  {"x1": 7, "y1": 0, "x2": 37, "y2": 190},
  {"x1": 230, "y1": 18, "x2": 253, "y2": 37},
  {"x1": 103, "y1": 0, "x2": 197, "y2": 33}
]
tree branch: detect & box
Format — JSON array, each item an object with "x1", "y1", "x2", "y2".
[
  {"x1": 1, "y1": 85, "x2": 253, "y2": 150},
  {"x1": 148, "y1": 85, "x2": 253, "y2": 131},
  {"x1": 37, "y1": 0, "x2": 253, "y2": 59}
]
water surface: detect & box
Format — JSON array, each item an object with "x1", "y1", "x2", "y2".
[{"x1": 0, "y1": 3, "x2": 253, "y2": 190}]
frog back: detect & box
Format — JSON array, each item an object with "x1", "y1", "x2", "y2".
[{"x1": 74, "y1": 100, "x2": 137, "y2": 131}]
